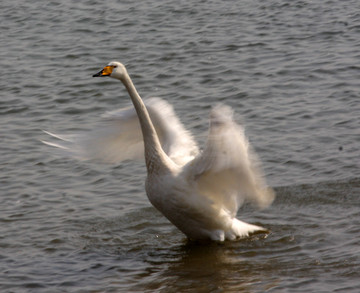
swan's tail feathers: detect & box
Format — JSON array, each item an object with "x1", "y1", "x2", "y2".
[{"x1": 226, "y1": 218, "x2": 269, "y2": 240}]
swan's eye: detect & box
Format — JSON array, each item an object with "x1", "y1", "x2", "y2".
[{"x1": 113, "y1": 65, "x2": 117, "y2": 68}]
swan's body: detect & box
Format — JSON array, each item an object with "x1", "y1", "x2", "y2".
[{"x1": 44, "y1": 61, "x2": 274, "y2": 241}]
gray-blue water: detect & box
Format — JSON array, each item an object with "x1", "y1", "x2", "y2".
[{"x1": 1, "y1": 0, "x2": 359, "y2": 292}]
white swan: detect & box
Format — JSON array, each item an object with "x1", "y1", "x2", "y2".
[{"x1": 44, "y1": 61, "x2": 275, "y2": 241}]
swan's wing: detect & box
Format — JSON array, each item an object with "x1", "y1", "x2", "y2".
[
  {"x1": 143, "y1": 98, "x2": 199, "y2": 165},
  {"x1": 42, "y1": 98, "x2": 199, "y2": 164},
  {"x1": 42, "y1": 107, "x2": 144, "y2": 163},
  {"x1": 187, "y1": 104, "x2": 275, "y2": 217}
]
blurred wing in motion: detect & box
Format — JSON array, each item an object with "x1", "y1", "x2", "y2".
[
  {"x1": 188, "y1": 104, "x2": 275, "y2": 217},
  {"x1": 42, "y1": 98, "x2": 199, "y2": 165}
]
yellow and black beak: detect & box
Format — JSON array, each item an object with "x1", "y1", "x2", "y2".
[{"x1": 93, "y1": 65, "x2": 114, "y2": 77}]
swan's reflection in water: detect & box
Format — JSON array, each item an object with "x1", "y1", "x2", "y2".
[
  {"x1": 78, "y1": 211, "x2": 281, "y2": 292},
  {"x1": 131, "y1": 235, "x2": 279, "y2": 292}
]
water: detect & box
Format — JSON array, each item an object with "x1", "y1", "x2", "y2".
[{"x1": 1, "y1": 0, "x2": 359, "y2": 291}]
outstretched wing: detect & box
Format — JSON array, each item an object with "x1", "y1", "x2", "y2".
[
  {"x1": 42, "y1": 98, "x2": 199, "y2": 165},
  {"x1": 187, "y1": 104, "x2": 274, "y2": 217}
]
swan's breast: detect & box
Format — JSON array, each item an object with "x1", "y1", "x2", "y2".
[{"x1": 145, "y1": 173, "x2": 232, "y2": 240}]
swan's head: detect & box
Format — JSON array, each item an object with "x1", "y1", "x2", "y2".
[{"x1": 93, "y1": 61, "x2": 127, "y2": 80}]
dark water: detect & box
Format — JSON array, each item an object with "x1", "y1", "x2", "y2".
[{"x1": 1, "y1": 0, "x2": 359, "y2": 292}]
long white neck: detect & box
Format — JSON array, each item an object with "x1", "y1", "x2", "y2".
[{"x1": 120, "y1": 73, "x2": 172, "y2": 174}]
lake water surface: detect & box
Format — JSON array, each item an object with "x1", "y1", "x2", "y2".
[{"x1": 1, "y1": 0, "x2": 359, "y2": 292}]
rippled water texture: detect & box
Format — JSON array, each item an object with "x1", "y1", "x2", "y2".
[{"x1": 1, "y1": 0, "x2": 359, "y2": 292}]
